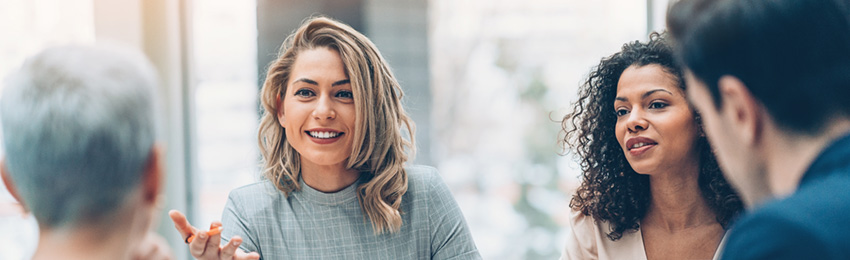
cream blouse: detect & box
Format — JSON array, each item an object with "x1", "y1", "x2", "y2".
[{"x1": 560, "y1": 210, "x2": 726, "y2": 260}]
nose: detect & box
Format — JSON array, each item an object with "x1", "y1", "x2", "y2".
[
  {"x1": 625, "y1": 109, "x2": 648, "y2": 133},
  {"x1": 312, "y1": 95, "x2": 336, "y2": 120}
]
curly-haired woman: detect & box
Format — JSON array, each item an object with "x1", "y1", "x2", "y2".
[
  {"x1": 560, "y1": 32, "x2": 743, "y2": 260},
  {"x1": 167, "y1": 17, "x2": 480, "y2": 260}
]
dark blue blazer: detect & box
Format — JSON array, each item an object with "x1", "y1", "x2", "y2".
[{"x1": 720, "y1": 134, "x2": 850, "y2": 259}]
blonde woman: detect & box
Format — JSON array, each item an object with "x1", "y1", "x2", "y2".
[{"x1": 168, "y1": 17, "x2": 480, "y2": 260}]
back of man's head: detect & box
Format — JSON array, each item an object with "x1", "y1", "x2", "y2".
[
  {"x1": 668, "y1": 0, "x2": 850, "y2": 135},
  {"x1": 1, "y1": 44, "x2": 159, "y2": 229}
]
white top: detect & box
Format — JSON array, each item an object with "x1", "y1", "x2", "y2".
[{"x1": 561, "y1": 210, "x2": 727, "y2": 260}]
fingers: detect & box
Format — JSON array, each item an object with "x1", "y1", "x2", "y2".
[
  {"x1": 204, "y1": 223, "x2": 222, "y2": 257},
  {"x1": 228, "y1": 236, "x2": 259, "y2": 260},
  {"x1": 188, "y1": 226, "x2": 212, "y2": 258},
  {"x1": 220, "y1": 236, "x2": 242, "y2": 260},
  {"x1": 171, "y1": 211, "x2": 227, "y2": 260},
  {"x1": 168, "y1": 210, "x2": 197, "y2": 241},
  {"x1": 234, "y1": 249, "x2": 261, "y2": 260}
]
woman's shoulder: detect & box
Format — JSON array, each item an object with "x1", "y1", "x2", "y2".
[
  {"x1": 404, "y1": 165, "x2": 444, "y2": 193},
  {"x1": 566, "y1": 209, "x2": 642, "y2": 242},
  {"x1": 402, "y1": 165, "x2": 462, "y2": 211},
  {"x1": 562, "y1": 209, "x2": 605, "y2": 259},
  {"x1": 222, "y1": 180, "x2": 302, "y2": 225},
  {"x1": 567, "y1": 209, "x2": 604, "y2": 239},
  {"x1": 562, "y1": 209, "x2": 646, "y2": 260},
  {"x1": 226, "y1": 181, "x2": 284, "y2": 206},
  {"x1": 405, "y1": 164, "x2": 439, "y2": 179}
]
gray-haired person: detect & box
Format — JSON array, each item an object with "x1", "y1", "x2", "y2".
[{"x1": 0, "y1": 45, "x2": 172, "y2": 260}]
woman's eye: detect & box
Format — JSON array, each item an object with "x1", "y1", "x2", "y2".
[
  {"x1": 294, "y1": 89, "x2": 314, "y2": 97},
  {"x1": 649, "y1": 102, "x2": 668, "y2": 109},
  {"x1": 615, "y1": 109, "x2": 629, "y2": 117},
  {"x1": 336, "y1": 90, "x2": 353, "y2": 99}
]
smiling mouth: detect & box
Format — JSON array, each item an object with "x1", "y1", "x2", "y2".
[
  {"x1": 306, "y1": 131, "x2": 343, "y2": 139},
  {"x1": 629, "y1": 142, "x2": 656, "y2": 150}
]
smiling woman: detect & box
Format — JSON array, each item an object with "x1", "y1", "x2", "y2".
[
  {"x1": 279, "y1": 48, "x2": 359, "y2": 192},
  {"x1": 168, "y1": 16, "x2": 481, "y2": 260}
]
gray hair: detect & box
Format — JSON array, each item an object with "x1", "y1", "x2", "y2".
[{"x1": 1, "y1": 44, "x2": 159, "y2": 228}]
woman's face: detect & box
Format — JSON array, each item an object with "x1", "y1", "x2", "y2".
[
  {"x1": 278, "y1": 47, "x2": 357, "y2": 170},
  {"x1": 613, "y1": 64, "x2": 700, "y2": 175}
]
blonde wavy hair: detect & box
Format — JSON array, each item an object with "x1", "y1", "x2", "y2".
[{"x1": 257, "y1": 16, "x2": 415, "y2": 234}]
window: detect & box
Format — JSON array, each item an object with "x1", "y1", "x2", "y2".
[
  {"x1": 430, "y1": 0, "x2": 660, "y2": 258},
  {"x1": 190, "y1": 0, "x2": 260, "y2": 227}
]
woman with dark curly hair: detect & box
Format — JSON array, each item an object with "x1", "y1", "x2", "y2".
[{"x1": 559, "y1": 32, "x2": 743, "y2": 260}]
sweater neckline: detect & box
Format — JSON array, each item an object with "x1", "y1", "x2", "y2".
[{"x1": 297, "y1": 176, "x2": 360, "y2": 205}]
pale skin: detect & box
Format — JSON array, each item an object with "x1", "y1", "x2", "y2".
[
  {"x1": 168, "y1": 210, "x2": 258, "y2": 260},
  {"x1": 278, "y1": 47, "x2": 359, "y2": 193},
  {"x1": 614, "y1": 65, "x2": 724, "y2": 260},
  {"x1": 2, "y1": 145, "x2": 174, "y2": 260},
  {"x1": 168, "y1": 47, "x2": 358, "y2": 259},
  {"x1": 685, "y1": 72, "x2": 850, "y2": 207}
]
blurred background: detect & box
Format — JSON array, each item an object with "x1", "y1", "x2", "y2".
[{"x1": 0, "y1": 0, "x2": 670, "y2": 259}]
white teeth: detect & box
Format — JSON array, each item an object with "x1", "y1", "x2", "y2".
[
  {"x1": 632, "y1": 142, "x2": 650, "y2": 149},
  {"x1": 309, "y1": 131, "x2": 340, "y2": 139}
]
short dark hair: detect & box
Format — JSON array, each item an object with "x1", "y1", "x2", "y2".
[{"x1": 667, "y1": 0, "x2": 850, "y2": 134}]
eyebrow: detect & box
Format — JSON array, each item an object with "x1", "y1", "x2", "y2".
[
  {"x1": 292, "y1": 78, "x2": 350, "y2": 87},
  {"x1": 332, "y1": 79, "x2": 351, "y2": 86},
  {"x1": 615, "y1": 88, "x2": 674, "y2": 102}
]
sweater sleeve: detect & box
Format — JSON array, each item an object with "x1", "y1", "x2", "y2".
[
  {"x1": 425, "y1": 168, "x2": 482, "y2": 260},
  {"x1": 220, "y1": 188, "x2": 262, "y2": 257}
]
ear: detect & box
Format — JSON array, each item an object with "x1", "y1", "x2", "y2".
[
  {"x1": 276, "y1": 93, "x2": 285, "y2": 126},
  {"x1": 718, "y1": 75, "x2": 763, "y2": 146},
  {"x1": 141, "y1": 143, "x2": 164, "y2": 205},
  {"x1": 0, "y1": 159, "x2": 26, "y2": 211}
]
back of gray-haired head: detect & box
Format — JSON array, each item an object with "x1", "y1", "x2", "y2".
[{"x1": 1, "y1": 44, "x2": 159, "y2": 228}]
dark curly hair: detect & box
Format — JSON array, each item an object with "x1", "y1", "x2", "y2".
[{"x1": 561, "y1": 32, "x2": 743, "y2": 241}]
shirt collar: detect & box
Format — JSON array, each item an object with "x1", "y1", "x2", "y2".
[{"x1": 800, "y1": 132, "x2": 850, "y2": 186}]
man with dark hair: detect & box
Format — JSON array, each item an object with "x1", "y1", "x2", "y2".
[{"x1": 667, "y1": 0, "x2": 850, "y2": 259}]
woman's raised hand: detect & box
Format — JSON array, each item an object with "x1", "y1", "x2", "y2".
[{"x1": 168, "y1": 210, "x2": 260, "y2": 260}]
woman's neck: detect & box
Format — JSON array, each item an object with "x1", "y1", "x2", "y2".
[
  {"x1": 644, "y1": 163, "x2": 716, "y2": 232},
  {"x1": 301, "y1": 161, "x2": 360, "y2": 193}
]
